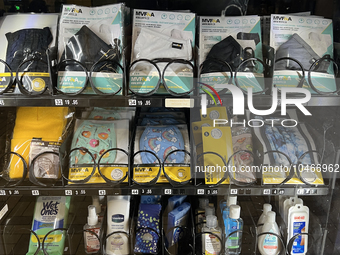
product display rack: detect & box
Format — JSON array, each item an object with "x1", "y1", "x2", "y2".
[{"x1": 0, "y1": 0, "x2": 340, "y2": 254}]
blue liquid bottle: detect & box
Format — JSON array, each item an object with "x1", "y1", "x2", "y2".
[{"x1": 225, "y1": 205, "x2": 243, "y2": 255}]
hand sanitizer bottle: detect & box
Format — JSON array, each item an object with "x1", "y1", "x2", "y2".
[
  {"x1": 202, "y1": 215, "x2": 222, "y2": 255},
  {"x1": 225, "y1": 205, "x2": 243, "y2": 255},
  {"x1": 84, "y1": 205, "x2": 101, "y2": 254},
  {"x1": 258, "y1": 211, "x2": 282, "y2": 255}
]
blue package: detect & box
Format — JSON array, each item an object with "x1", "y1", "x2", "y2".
[
  {"x1": 168, "y1": 195, "x2": 187, "y2": 212},
  {"x1": 134, "y1": 203, "x2": 162, "y2": 254},
  {"x1": 141, "y1": 195, "x2": 162, "y2": 204},
  {"x1": 139, "y1": 126, "x2": 185, "y2": 164},
  {"x1": 167, "y1": 202, "x2": 191, "y2": 247},
  {"x1": 140, "y1": 118, "x2": 182, "y2": 126}
]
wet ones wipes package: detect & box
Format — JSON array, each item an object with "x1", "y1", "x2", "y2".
[
  {"x1": 130, "y1": 9, "x2": 195, "y2": 95},
  {"x1": 270, "y1": 15, "x2": 335, "y2": 94},
  {"x1": 57, "y1": 4, "x2": 125, "y2": 94},
  {"x1": 199, "y1": 16, "x2": 265, "y2": 94}
]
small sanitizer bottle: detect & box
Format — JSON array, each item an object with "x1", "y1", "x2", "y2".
[
  {"x1": 225, "y1": 205, "x2": 243, "y2": 255},
  {"x1": 84, "y1": 205, "x2": 101, "y2": 254},
  {"x1": 202, "y1": 215, "x2": 222, "y2": 255}
]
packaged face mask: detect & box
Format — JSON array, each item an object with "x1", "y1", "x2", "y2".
[
  {"x1": 58, "y1": 4, "x2": 125, "y2": 95},
  {"x1": 199, "y1": 16, "x2": 264, "y2": 94},
  {"x1": 250, "y1": 109, "x2": 324, "y2": 185},
  {"x1": 0, "y1": 14, "x2": 58, "y2": 94},
  {"x1": 67, "y1": 119, "x2": 129, "y2": 184},
  {"x1": 270, "y1": 14, "x2": 335, "y2": 93},
  {"x1": 130, "y1": 9, "x2": 195, "y2": 95},
  {"x1": 134, "y1": 203, "x2": 162, "y2": 254},
  {"x1": 133, "y1": 125, "x2": 190, "y2": 184}
]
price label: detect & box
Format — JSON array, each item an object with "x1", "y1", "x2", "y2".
[
  {"x1": 65, "y1": 190, "x2": 72, "y2": 196},
  {"x1": 263, "y1": 189, "x2": 270, "y2": 195},
  {"x1": 99, "y1": 190, "x2": 106, "y2": 196},
  {"x1": 279, "y1": 189, "x2": 285, "y2": 195},
  {"x1": 164, "y1": 189, "x2": 172, "y2": 195},
  {"x1": 0, "y1": 190, "x2": 6, "y2": 196},
  {"x1": 80, "y1": 190, "x2": 86, "y2": 195},
  {"x1": 13, "y1": 190, "x2": 20, "y2": 195},
  {"x1": 132, "y1": 189, "x2": 139, "y2": 195},
  {"x1": 0, "y1": 100, "x2": 4, "y2": 106},
  {"x1": 55, "y1": 99, "x2": 63, "y2": 106},
  {"x1": 129, "y1": 99, "x2": 136, "y2": 106},
  {"x1": 272, "y1": 189, "x2": 278, "y2": 195},
  {"x1": 297, "y1": 189, "x2": 304, "y2": 195},
  {"x1": 197, "y1": 189, "x2": 204, "y2": 195},
  {"x1": 231, "y1": 189, "x2": 237, "y2": 195},
  {"x1": 145, "y1": 100, "x2": 151, "y2": 106},
  {"x1": 32, "y1": 190, "x2": 40, "y2": 196}
]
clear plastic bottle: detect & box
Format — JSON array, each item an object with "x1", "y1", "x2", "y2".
[
  {"x1": 202, "y1": 215, "x2": 222, "y2": 255},
  {"x1": 222, "y1": 196, "x2": 237, "y2": 221},
  {"x1": 257, "y1": 204, "x2": 272, "y2": 234},
  {"x1": 92, "y1": 196, "x2": 104, "y2": 223},
  {"x1": 258, "y1": 211, "x2": 282, "y2": 255},
  {"x1": 196, "y1": 198, "x2": 209, "y2": 233},
  {"x1": 225, "y1": 205, "x2": 243, "y2": 255},
  {"x1": 84, "y1": 205, "x2": 101, "y2": 254}
]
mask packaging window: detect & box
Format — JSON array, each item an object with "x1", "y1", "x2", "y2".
[
  {"x1": 129, "y1": 9, "x2": 196, "y2": 96},
  {"x1": 199, "y1": 15, "x2": 265, "y2": 94},
  {"x1": 57, "y1": 4, "x2": 126, "y2": 95},
  {"x1": 133, "y1": 124, "x2": 191, "y2": 185},
  {"x1": 249, "y1": 109, "x2": 324, "y2": 185},
  {"x1": 3, "y1": 107, "x2": 71, "y2": 184},
  {"x1": 0, "y1": 14, "x2": 59, "y2": 95},
  {"x1": 65, "y1": 118, "x2": 130, "y2": 185},
  {"x1": 270, "y1": 14, "x2": 335, "y2": 94}
]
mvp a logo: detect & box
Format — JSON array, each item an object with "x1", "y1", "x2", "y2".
[
  {"x1": 136, "y1": 11, "x2": 155, "y2": 17},
  {"x1": 64, "y1": 7, "x2": 82, "y2": 13},
  {"x1": 130, "y1": 77, "x2": 151, "y2": 82},
  {"x1": 273, "y1": 16, "x2": 292, "y2": 21},
  {"x1": 202, "y1": 18, "x2": 221, "y2": 23}
]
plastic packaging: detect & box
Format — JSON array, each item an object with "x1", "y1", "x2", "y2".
[
  {"x1": 133, "y1": 125, "x2": 190, "y2": 184},
  {"x1": 68, "y1": 119, "x2": 129, "y2": 184},
  {"x1": 26, "y1": 196, "x2": 71, "y2": 255},
  {"x1": 7, "y1": 107, "x2": 70, "y2": 181},
  {"x1": 202, "y1": 215, "x2": 222, "y2": 255},
  {"x1": 225, "y1": 205, "x2": 243, "y2": 255},
  {"x1": 0, "y1": 14, "x2": 58, "y2": 94},
  {"x1": 258, "y1": 211, "x2": 281, "y2": 255},
  {"x1": 57, "y1": 4, "x2": 125, "y2": 95},
  {"x1": 84, "y1": 205, "x2": 101, "y2": 254},
  {"x1": 287, "y1": 204, "x2": 309, "y2": 255},
  {"x1": 167, "y1": 202, "x2": 191, "y2": 246},
  {"x1": 106, "y1": 196, "x2": 130, "y2": 255}
]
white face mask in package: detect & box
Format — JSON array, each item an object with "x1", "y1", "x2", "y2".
[
  {"x1": 270, "y1": 15, "x2": 335, "y2": 94},
  {"x1": 130, "y1": 9, "x2": 195, "y2": 95},
  {"x1": 57, "y1": 4, "x2": 125, "y2": 95},
  {"x1": 199, "y1": 16, "x2": 265, "y2": 94},
  {"x1": 0, "y1": 14, "x2": 58, "y2": 94}
]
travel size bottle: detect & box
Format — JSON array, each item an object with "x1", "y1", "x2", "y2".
[
  {"x1": 202, "y1": 215, "x2": 222, "y2": 255},
  {"x1": 84, "y1": 205, "x2": 101, "y2": 254},
  {"x1": 257, "y1": 203, "x2": 272, "y2": 234},
  {"x1": 196, "y1": 198, "x2": 209, "y2": 233},
  {"x1": 225, "y1": 205, "x2": 243, "y2": 255},
  {"x1": 258, "y1": 211, "x2": 282, "y2": 255}
]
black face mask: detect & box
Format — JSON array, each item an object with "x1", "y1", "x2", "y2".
[
  {"x1": 201, "y1": 35, "x2": 254, "y2": 74},
  {"x1": 275, "y1": 33, "x2": 330, "y2": 72},
  {"x1": 5, "y1": 27, "x2": 52, "y2": 72},
  {"x1": 60, "y1": 25, "x2": 121, "y2": 72}
]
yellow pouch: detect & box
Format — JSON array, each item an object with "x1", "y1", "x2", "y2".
[
  {"x1": 9, "y1": 107, "x2": 69, "y2": 179},
  {"x1": 201, "y1": 126, "x2": 234, "y2": 185}
]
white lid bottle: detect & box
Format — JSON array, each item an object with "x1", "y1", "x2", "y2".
[
  {"x1": 257, "y1": 204, "x2": 272, "y2": 234},
  {"x1": 258, "y1": 211, "x2": 281, "y2": 255}
]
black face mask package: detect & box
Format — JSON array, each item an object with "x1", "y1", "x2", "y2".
[
  {"x1": 270, "y1": 14, "x2": 337, "y2": 94},
  {"x1": 0, "y1": 14, "x2": 58, "y2": 95},
  {"x1": 199, "y1": 15, "x2": 266, "y2": 95},
  {"x1": 57, "y1": 4, "x2": 127, "y2": 95},
  {"x1": 128, "y1": 9, "x2": 196, "y2": 96}
]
